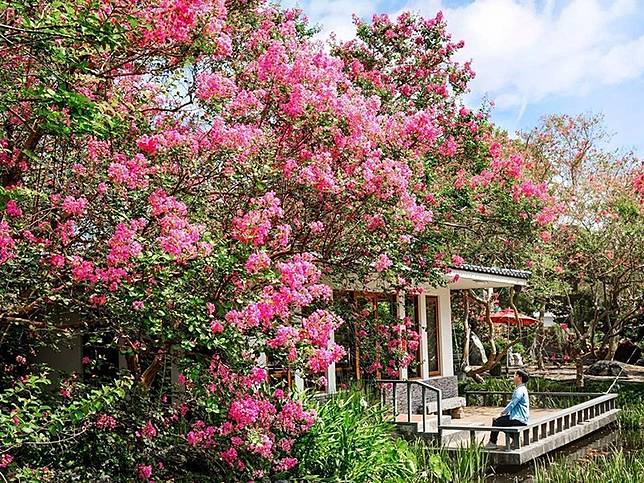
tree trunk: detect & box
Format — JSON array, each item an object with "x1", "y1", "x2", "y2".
[
  {"x1": 536, "y1": 303, "x2": 546, "y2": 370},
  {"x1": 575, "y1": 357, "x2": 585, "y2": 388},
  {"x1": 605, "y1": 333, "x2": 619, "y2": 361},
  {"x1": 460, "y1": 292, "x2": 471, "y2": 372},
  {"x1": 140, "y1": 350, "x2": 165, "y2": 389}
]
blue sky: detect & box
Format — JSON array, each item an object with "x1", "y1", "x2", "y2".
[{"x1": 282, "y1": 0, "x2": 644, "y2": 155}]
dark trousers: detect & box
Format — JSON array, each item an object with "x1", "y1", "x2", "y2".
[{"x1": 489, "y1": 415, "x2": 527, "y2": 444}]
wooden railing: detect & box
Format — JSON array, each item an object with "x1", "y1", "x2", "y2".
[
  {"x1": 440, "y1": 393, "x2": 618, "y2": 450},
  {"x1": 375, "y1": 379, "x2": 443, "y2": 439}
]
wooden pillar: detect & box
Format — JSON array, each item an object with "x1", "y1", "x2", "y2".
[{"x1": 418, "y1": 294, "x2": 429, "y2": 379}]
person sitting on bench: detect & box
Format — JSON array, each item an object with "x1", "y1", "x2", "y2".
[{"x1": 485, "y1": 369, "x2": 529, "y2": 449}]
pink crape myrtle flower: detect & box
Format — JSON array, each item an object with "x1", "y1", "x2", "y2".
[
  {"x1": 108, "y1": 153, "x2": 151, "y2": 189},
  {"x1": 451, "y1": 254, "x2": 465, "y2": 267},
  {"x1": 5, "y1": 200, "x2": 22, "y2": 218},
  {"x1": 245, "y1": 251, "x2": 271, "y2": 273},
  {"x1": 232, "y1": 192, "x2": 284, "y2": 246},
  {"x1": 0, "y1": 221, "x2": 15, "y2": 263},
  {"x1": 0, "y1": 454, "x2": 13, "y2": 469},
  {"x1": 308, "y1": 221, "x2": 324, "y2": 233},
  {"x1": 374, "y1": 253, "x2": 392, "y2": 272},
  {"x1": 95, "y1": 414, "x2": 117, "y2": 430},
  {"x1": 138, "y1": 420, "x2": 157, "y2": 439},
  {"x1": 210, "y1": 320, "x2": 224, "y2": 334},
  {"x1": 61, "y1": 196, "x2": 88, "y2": 216},
  {"x1": 301, "y1": 310, "x2": 342, "y2": 347},
  {"x1": 137, "y1": 464, "x2": 152, "y2": 481},
  {"x1": 132, "y1": 300, "x2": 145, "y2": 310},
  {"x1": 220, "y1": 447, "x2": 238, "y2": 466},
  {"x1": 275, "y1": 456, "x2": 299, "y2": 472},
  {"x1": 148, "y1": 189, "x2": 203, "y2": 257}
]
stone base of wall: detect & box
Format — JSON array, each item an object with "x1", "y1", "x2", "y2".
[{"x1": 384, "y1": 376, "x2": 458, "y2": 414}]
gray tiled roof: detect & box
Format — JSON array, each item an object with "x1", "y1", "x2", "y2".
[{"x1": 456, "y1": 264, "x2": 531, "y2": 280}]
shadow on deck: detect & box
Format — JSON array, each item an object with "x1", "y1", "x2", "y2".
[{"x1": 377, "y1": 380, "x2": 620, "y2": 466}]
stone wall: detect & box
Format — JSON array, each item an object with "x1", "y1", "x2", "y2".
[{"x1": 383, "y1": 376, "x2": 458, "y2": 414}]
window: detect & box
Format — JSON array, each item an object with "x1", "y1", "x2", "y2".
[
  {"x1": 333, "y1": 290, "x2": 395, "y2": 387},
  {"x1": 406, "y1": 295, "x2": 422, "y2": 378},
  {"x1": 426, "y1": 296, "x2": 440, "y2": 375}
]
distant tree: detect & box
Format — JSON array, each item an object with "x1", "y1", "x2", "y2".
[{"x1": 515, "y1": 114, "x2": 643, "y2": 386}]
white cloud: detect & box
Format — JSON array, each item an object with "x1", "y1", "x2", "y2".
[
  {"x1": 398, "y1": 0, "x2": 644, "y2": 115},
  {"x1": 285, "y1": 0, "x2": 389, "y2": 42},
  {"x1": 286, "y1": 0, "x2": 644, "y2": 122},
  {"x1": 598, "y1": 34, "x2": 644, "y2": 84}
]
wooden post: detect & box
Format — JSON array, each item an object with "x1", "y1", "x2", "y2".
[{"x1": 418, "y1": 294, "x2": 429, "y2": 379}]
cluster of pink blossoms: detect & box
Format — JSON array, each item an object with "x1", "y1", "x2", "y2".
[
  {"x1": 108, "y1": 153, "x2": 152, "y2": 189},
  {"x1": 61, "y1": 196, "x2": 88, "y2": 216},
  {"x1": 245, "y1": 251, "x2": 271, "y2": 274},
  {"x1": 134, "y1": 0, "x2": 228, "y2": 47},
  {"x1": 5, "y1": 200, "x2": 22, "y2": 218},
  {"x1": 267, "y1": 310, "x2": 346, "y2": 371},
  {"x1": 0, "y1": 221, "x2": 15, "y2": 263},
  {"x1": 374, "y1": 253, "x2": 392, "y2": 272},
  {"x1": 95, "y1": 414, "x2": 118, "y2": 430},
  {"x1": 184, "y1": 356, "x2": 315, "y2": 474},
  {"x1": 148, "y1": 189, "x2": 206, "y2": 258},
  {"x1": 107, "y1": 219, "x2": 146, "y2": 266},
  {"x1": 225, "y1": 253, "x2": 331, "y2": 332},
  {"x1": 0, "y1": 454, "x2": 13, "y2": 469},
  {"x1": 232, "y1": 192, "x2": 284, "y2": 246}
]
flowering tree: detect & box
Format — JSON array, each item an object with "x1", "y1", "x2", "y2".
[
  {"x1": 513, "y1": 114, "x2": 643, "y2": 385},
  {"x1": 0, "y1": 1, "x2": 552, "y2": 479}
]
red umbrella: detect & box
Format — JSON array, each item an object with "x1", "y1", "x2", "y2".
[{"x1": 488, "y1": 308, "x2": 539, "y2": 326}]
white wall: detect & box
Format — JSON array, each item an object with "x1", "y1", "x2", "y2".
[{"x1": 434, "y1": 287, "x2": 454, "y2": 377}]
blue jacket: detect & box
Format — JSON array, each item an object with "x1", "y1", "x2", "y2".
[{"x1": 502, "y1": 383, "x2": 529, "y2": 424}]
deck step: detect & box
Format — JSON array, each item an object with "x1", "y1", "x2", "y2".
[
  {"x1": 425, "y1": 396, "x2": 466, "y2": 414},
  {"x1": 440, "y1": 428, "x2": 471, "y2": 444},
  {"x1": 394, "y1": 414, "x2": 451, "y2": 435}
]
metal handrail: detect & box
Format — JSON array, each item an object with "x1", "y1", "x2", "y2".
[
  {"x1": 465, "y1": 391, "x2": 605, "y2": 396},
  {"x1": 375, "y1": 379, "x2": 443, "y2": 439},
  {"x1": 464, "y1": 390, "x2": 604, "y2": 409}
]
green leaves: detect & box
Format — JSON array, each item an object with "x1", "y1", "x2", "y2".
[
  {"x1": 0, "y1": 371, "x2": 132, "y2": 450},
  {"x1": 294, "y1": 390, "x2": 419, "y2": 482}
]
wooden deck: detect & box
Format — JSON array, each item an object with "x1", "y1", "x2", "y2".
[
  {"x1": 380, "y1": 380, "x2": 620, "y2": 466},
  {"x1": 440, "y1": 394, "x2": 619, "y2": 465},
  {"x1": 439, "y1": 402, "x2": 619, "y2": 465}
]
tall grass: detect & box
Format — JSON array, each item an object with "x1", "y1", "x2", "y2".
[
  {"x1": 294, "y1": 390, "x2": 418, "y2": 482},
  {"x1": 411, "y1": 441, "x2": 490, "y2": 483},
  {"x1": 614, "y1": 383, "x2": 644, "y2": 428},
  {"x1": 293, "y1": 389, "x2": 489, "y2": 482},
  {"x1": 533, "y1": 449, "x2": 644, "y2": 483}
]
